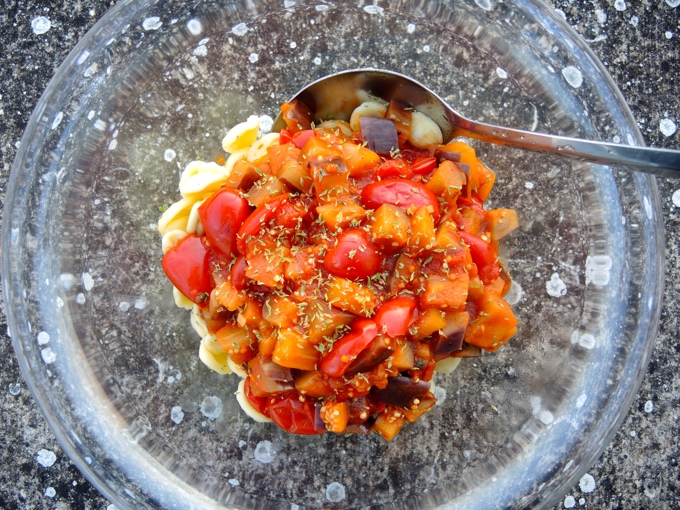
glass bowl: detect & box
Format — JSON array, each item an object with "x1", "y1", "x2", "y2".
[{"x1": 2, "y1": 0, "x2": 664, "y2": 508}]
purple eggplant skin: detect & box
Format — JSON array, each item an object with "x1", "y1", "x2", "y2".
[
  {"x1": 344, "y1": 336, "x2": 394, "y2": 377},
  {"x1": 452, "y1": 342, "x2": 482, "y2": 358},
  {"x1": 360, "y1": 117, "x2": 399, "y2": 154},
  {"x1": 313, "y1": 402, "x2": 327, "y2": 433},
  {"x1": 370, "y1": 376, "x2": 431, "y2": 408},
  {"x1": 260, "y1": 356, "x2": 294, "y2": 382},
  {"x1": 433, "y1": 329, "x2": 465, "y2": 355},
  {"x1": 434, "y1": 148, "x2": 461, "y2": 163},
  {"x1": 455, "y1": 162, "x2": 471, "y2": 175}
]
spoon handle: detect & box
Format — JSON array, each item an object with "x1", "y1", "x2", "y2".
[{"x1": 455, "y1": 119, "x2": 680, "y2": 178}]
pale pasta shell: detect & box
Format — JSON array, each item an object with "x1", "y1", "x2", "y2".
[
  {"x1": 248, "y1": 132, "x2": 281, "y2": 162},
  {"x1": 179, "y1": 160, "x2": 229, "y2": 197},
  {"x1": 350, "y1": 101, "x2": 387, "y2": 132},
  {"x1": 434, "y1": 356, "x2": 461, "y2": 374},
  {"x1": 228, "y1": 357, "x2": 248, "y2": 378},
  {"x1": 408, "y1": 111, "x2": 443, "y2": 148},
  {"x1": 235, "y1": 379, "x2": 273, "y2": 423},
  {"x1": 222, "y1": 115, "x2": 260, "y2": 153},
  {"x1": 190, "y1": 305, "x2": 209, "y2": 338},
  {"x1": 158, "y1": 197, "x2": 194, "y2": 236},
  {"x1": 186, "y1": 198, "x2": 207, "y2": 234},
  {"x1": 173, "y1": 287, "x2": 194, "y2": 310},
  {"x1": 199, "y1": 336, "x2": 233, "y2": 375}
]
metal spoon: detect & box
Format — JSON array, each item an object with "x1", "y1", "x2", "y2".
[{"x1": 273, "y1": 68, "x2": 680, "y2": 178}]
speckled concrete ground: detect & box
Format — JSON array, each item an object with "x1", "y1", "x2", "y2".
[{"x1": 0, "y1": 0, "x2": 678, "y2": 508}]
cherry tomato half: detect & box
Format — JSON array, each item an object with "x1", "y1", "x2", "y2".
[
  {"x1": 236, "y1": 194, "x2": 288, "y2": 254},
  {"x1": 268, "y1": 392, "x2": 325, "y2": 435},
  {"x1": 459, "y1": 231, "x2": 500, "y2": 283},
  {"x1": 279, "y1": 128, "x2": 293, "y2": 145},
  {"x1": 320, "y1": 319, "x2": 379, "y2": 378},
  {"x1": 161, "y1": 234, "x2": 212, "y2": 305},
  {"x1": 244, "y1": 376, "x2": 270, "y2": 418},
  {"x1": 292, "y1": 129, "x2": 316, "y2": 149},
  {"x1": 230, "y1": 255, "x2": 248, "y2": 291},
  {"x1": 198, "y1": 188, "x2": 252, "y2": 258},
  {"x1": 322, "y1": 228, "x2": 382, "y2": 280},
  {"x1": 374, "y1": 295, "x2": 419, "y2": 337},
  {"x1": 376, "y1": 159, "x2": 410, "y2": 179},
  {"x1": 361, "y1": 178, "x2": 440, "y2": 221},
  {"x1": 410, "y1": 157, "x2": 437, "y2": 176}
]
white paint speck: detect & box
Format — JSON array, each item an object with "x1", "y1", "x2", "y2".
[
  {"x1": 231, "y1": 22, "x2": 249, "y2": 36},
  {"x1": 41, "y1": 347, "x2": 56, "y2": 364},
  {"x1": 665, "y1": 31, "x2": 674, "y2": 39},
  {"x1": 36, "y1": 449, "x2": 57, "y2": 467},
  {"x1": 45, "y1": 487, "x2": 56, "y2": 498},
  {"x1": 51, "y1": 112, "x2": 63, "y2": 130},
  {"x1": 538, "y1": 409, "x2": 554, "y2": 425},
  {"x1": 76, "y1": 293, "x2": 86, "y2": 305},
  {"x1": 659, "y1": 118, "x2": 677, "y2": 137},
  {"x1": 134, "y1": 298, "x2": 147, "y2": 309},
  {"x1": 595, "y1": 9, "x2": 607, "y2": 24},
  {"x1": 37, "y1": 331, "x2": 50, "y2": 345},
  {"x1": 289, "y1": 41, "x2": 297, "y2": 49},
  {"x1": 562, "y1": 66, "x2": 583, "y2": 88},
  {"x1": 644, "y1": 400, "x2": 654, "y2": 413},
  {"x1": 496, "y1": 67, "x2": 508, "y2": 79},
  {"x1": 313, "y1": 56, "x2": 322, "y2": 65},
  {"x1": 585, "y1": 255, "x2": 612, "y2": 286},
  {"x1": 474, "y1": 0, "x2": 493, "y2": 11},
  {"x1": 579, "y1": 473, "x2": 596, "y2": 493},
  {"x1": 578, "y1": 333, "x2": 596, "y2": 350},
  {"x1": 407, "y1": 23, "x2": 416, "y2": 34},
  {"x1": 228, "y1": 478, "x2": 240, "y2": 486},
  {"x1": 170, "y1": 406, "x2": 184, "y2": 424},
  {"x1": 672, "y1": 189, "x2": 680, "y2": 207},
  {"x1": 31, "y1": 16, "x2": 52, "y2": 35},
  {"x1": 82, "y1": 272, "x2": 94, "y2": 291},
  {"x1": 630, "y1": 15, "x2": 639, "y2": 27},
  {"x1": 93, "y1": 119, "x2": 107, "y2": 131},
  {"x1": 200, "y1": 396, "x2": 223, "y2": 419},
  {"x1": 118, "y1": 301, "x2": 130, "y2": 312},
  {"x1": 284, "y1": 0, "x2": 296, "y2": 7},
  {"x1": 546, "y1": 273, "x2": 567, "y2": 297},
  {"x1": 525, "y1": 181, "x2": 534, "y2": 189},
  {"x1": 249, "y1": 52, "x2": 259, "y2": 63},
  {"x1": 193, "y1": 44, "x2": 208, "y2": 57},
  {"x1": 238, "y1": 440, "x2": 247, "y2": 448},
  {"x1": 9, "y1": 383, "x2": 21, "y2": 396},
  {"x1": 423, "y1": 44, "x2": 430, "y2": 53},
  {"x1": 433, "y1": 385, "x2": 447, "y2": 405},
  {"x1": 142, "y1": 17, "x2": 162, "y2": 31},
  {"x1": 504, "y1": 281, "x2": 524, "y2": 305},
  {"x1": 164, "y1": 149, "x2": 176, "y2": 162},
  {"x1": 579, "y1": 498, "x2": 586, "y2": 505},
  {"x1": 666, "y1": 0, "x2": 680, "y2": 7},
  {"x1": 576, "y1": 393, "x2": 587, "y2": 409},
  {"x1": 614, "y1": 0, "x2": 626, "y2": 11},
  {"x1": 108, "y1": 139, "x2": 118, "y2": 151},
  {"x1": 363, "y1": 5, "x2": 384, "y2": 15},
  {"x1": 254, "y1": 440, "x2": 276, "y2": 464},
  {"x1": 187, "y1": 19, "x2": 203, "y2": 36},
  {"x1": 326, "y1": 482, "x2": 346, "y2": 502},
  {"x1": 259, "y1": 115, "x2": 274, "y2": 133},
  {"x1": 564, "y1": 495, "x2": 576, "y2": 508}
]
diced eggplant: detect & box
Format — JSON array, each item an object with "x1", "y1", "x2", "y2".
[
  {"x1": 452, "y1": 342, "x2": 482, "y2": 358},
  {"x1": 370, "y1": 375, "x2": 431, "y2": 408},
  {"x1": 344, "y1": 335, "x2": 394, "y2": 376},
  {"x1": 313, "y1": 402, "x2": 328, "y2": 433},
  {"x1": 434, "y1": 148, "x2": 461, "y2": 163},
  {"x1": 360, "y1": 117, "x2": 399, "y2": 155},
  {"x1": 343, "y1": 420, "x2": 374, "y2": 435},
  {"x1": 259, "y1": 356, "x2": 294, "y2": 382},
  {"x1": 248, "y1": 356, "x2": 296, "y2": 396},
  {"x1": 433, "y1": 330, "x2": 465, "y2": 355},
  {"x1": 455, "y1": 162, "x2": 471, "y2": 175}
]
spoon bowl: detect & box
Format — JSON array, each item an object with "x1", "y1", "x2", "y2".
[{"x1": 274, "y1": 69, "x2": 680, "y2": 177}]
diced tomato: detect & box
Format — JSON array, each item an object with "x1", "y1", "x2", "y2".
[
  {"x1": 162, "y1": 234, "x2": 212, "y2": 305},
  {"x1": 197, "y1": 188, "x2": 252, "y2": 258},
  {"x1": 322, "y1": 228, "x2": 382, "y2": 280},
  {"x1": 279, "y1": 128, "x2": 293, "y2": 145},
  {"x1": 410, "y1": 156, "x2": 437, "y2": 176},
  {"x1": 230, "y1": 255, "x2": 248, "y2": 291},
  {"x1": 268, "y1": 392, "x2": 325, "y2": 435},
  {"x1": 243, "y1": 376, "x2": 270, "y2": 417},
  {"x1": 292, "y1": 129, "x2": 316, "y2": 149},
  {"x1": 374, "y1": 295, "x2": 419, "y2": 337},
  {"x1": 236, "y1": 194, "x2": 288, "y2": 254},
  {"x1": 320, "y1": 319, "x2": 378, "y2": 378},
  {"x1": 376, "y1": 159, "x2": 410, "y2": 179},
  {"x1": 361, "y1": 178, "x2": 440, "y2": 221},
  {"x1": 459, "y1": 231, "x2": 500, "y2": 283}
]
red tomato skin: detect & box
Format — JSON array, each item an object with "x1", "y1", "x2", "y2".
[
  {"x1": 320, "y1": 319, "x2": 379, "y2": 378},
  {"x1": 279, "y1": 129, "x2": 293, "y2": 145},
  {"x1": 161, "y1": 234, "x2": 212, "y2": 305},
  {"x1": 197, "y1": 188, "x2": 252, "y2": 258},
  {"x1": 236, "y1": 194, "x2": 288, "y2": 254},
  {"x1": 268, "y1": 392, "x2": 325, "y2": 435},
  {"x1": 376, "y1": 159, "x2": 410, "y2": 179},
  {"x1": 230, "y1": 255, "x2": 248, "y2": 291},
  {"x1": 361, "y1": 178, "x2": 440, "y2": 221},
  {"x1": 322, "y1": 229, "x2": 382, "y2": 279},
  {"x1": 374, "y1": 295, "x2": 419, "y2": 337},
  {"x1": 244, "y1": 376, "x2": 270, "y2": 417},
  {"x1": 292, "y1": 129, "x2": 316, "y2": 149},
  {"x1": 410, "y1": 157, "x2": 437, "y2": 176},
  {"x1": 459, "y1": 231, "x2": 500, "y2": 282}
]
